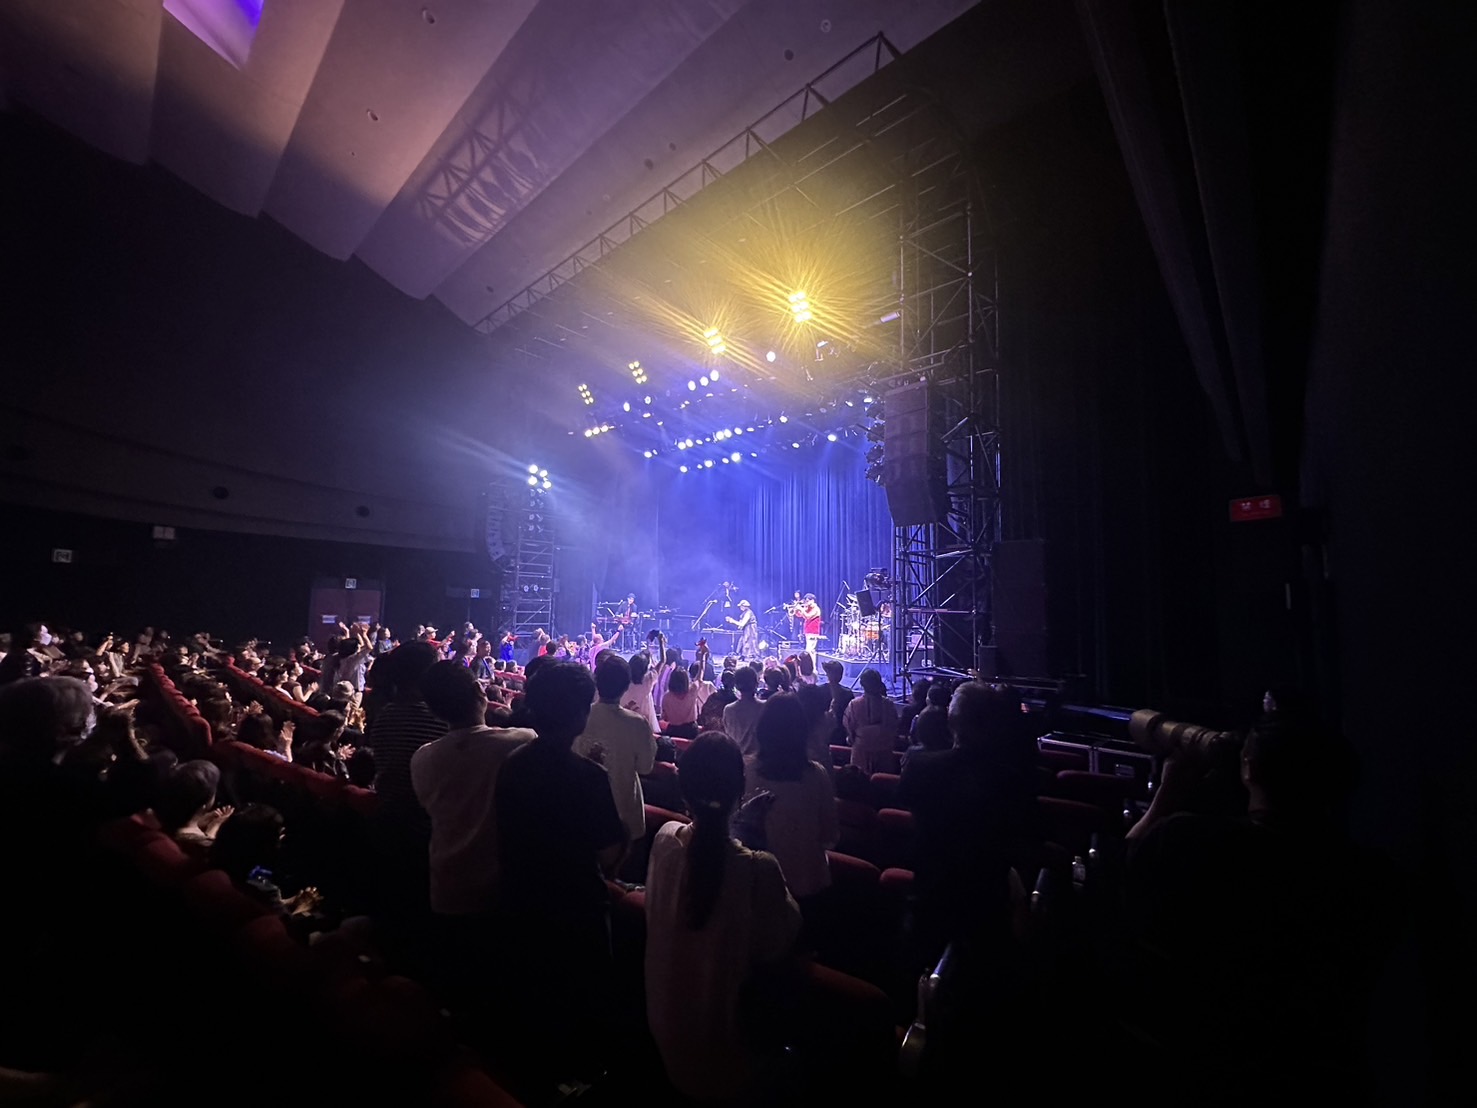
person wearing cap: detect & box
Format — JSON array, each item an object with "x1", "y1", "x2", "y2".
[{"x1": 725, "y1": 600, "x2": 759, "y2": 660}]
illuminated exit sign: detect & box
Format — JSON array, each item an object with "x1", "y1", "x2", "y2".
[{"x1": 1229, "y1": 494, "x2": 1283, "y2": 523}]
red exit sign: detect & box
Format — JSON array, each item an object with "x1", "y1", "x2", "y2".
[{"x1": 1229, "y1": 494, "x2": 1283, "y2": 522}]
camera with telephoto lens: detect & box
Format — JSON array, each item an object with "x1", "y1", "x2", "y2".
[{"x1": 1128, "y1": 709, "x2": 1245, "y2": 759}]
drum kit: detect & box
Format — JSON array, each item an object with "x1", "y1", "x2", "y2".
[{"x1": 832, "y1": 569, "x2": 893, "y2": 662}]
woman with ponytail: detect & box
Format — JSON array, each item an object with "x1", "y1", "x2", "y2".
[{"x1": 645, "y1": 731, "x2": 802, "y2": 1101}]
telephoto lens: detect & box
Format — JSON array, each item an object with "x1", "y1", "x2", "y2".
[{"x1": 1128, "y1": 709, "x2": 1243, "y2": 758}]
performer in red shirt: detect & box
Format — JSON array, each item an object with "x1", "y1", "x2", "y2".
[{"x1": 798, "y1": 593, "x2": 823, "y2": 658}]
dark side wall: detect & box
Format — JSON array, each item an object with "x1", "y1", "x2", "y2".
[{"x1": 0, "y1": 109, "x2": 560, "y2": 551}]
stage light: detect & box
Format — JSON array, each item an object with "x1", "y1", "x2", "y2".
[
  {"x1": 863, "y1": 396, "x2": 874, "y2": 404},
  {"x1": 866, "y1": 444, "x2": 883, "y2": 464},
  {"x1": 623, "y1": 401, "x2": 631, "y2": 412},
  {"x1": 704, "y1": 459, "x2": 714, "y2": 468},
  {"x1": 539, "y1": 469, "x2": 548, "y2": 478},
  {"x1": 750, "y1": 452, "x2": 758, "y2": 458},
  {"x1": 528, "y1": 464, "x2": 539, "y2": 473},
  {"x1": 722, "y1": 457, "x2": 730, "y2": 464},
  {"x1": 700, "y1": 376, "x2": 709, "y2": 387},
  {"x1": 542, "y1": 479, "x2": 551, "y2": 489},
  {"x1": 583, "y1": 430, "x2": 591, "y2": 438},
  {"x1": 628, "y1": 360, "x2": 647, "y2": 384},
  {"x1": 679, "y1": 465, "x2": 688, "y2": 473},
  {"x1": 788, "y1": 291, "x2": 812, "y2": 323},
  {"x1": 730, "y1": 451, "x2": 741, "y2": 462},
  {"x1": 734, "y1": 427, "x2": 743, "y2": 435},
  {"x1": 866, "y1": 462, "x2": 884, "y2": 484},
  {"x1": 827, "y1": 432, "x2": 838, "y2": 442},
  {"x1": 747, "y1": 426, "x2": 755, "y2": 432},
  {"x1": 779, "y1": 415, "x2": 788, "y2": 423},
  {"x1": 688, "y1": 380, "x2": 697, "y2": 391},
  {"x1": 643, "y1": 450, "x2": 653, "y2": 458},
  {"x1": 578, "y1": 383, "x2": 594, "y2": 406},
  {"x1": 642, "y1": 411, "x2": 652, "y2": 418},
  {"x1": 710, "y1": 368, "x2": 719, "y2": 381},
  {"x1": 644, "y1": 395, "x2": 652, "y2": 404},
  {"x1": 766, "y1": 350, "x2": 776, "y2": 363},
  {"x1": 528, "y1": 475, "x2": 538, "y2": 486},
  {"x1": 866, "y1": 423, "x2": 884, "y2": 443},
  {"x1": 703, "y1": 327, "x2": 726, "y2": 356},
  {"x1": 791, "y1": 441, "x2": 801, "y2": 449}
]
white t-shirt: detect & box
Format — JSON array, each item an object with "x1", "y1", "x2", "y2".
[
  {"x1": 410, "y1": 723, "x2": 534, "y2": 915},
  {"x1": 722, "y1": 696, "x2": 764, "y2": 757},
  {"x1": 622, "y1": 670, "x2": 659, "y2": 734},
  {"x1": 645, "y1": 822, "x2": 802, "y2": 1101},
  {"x1": 574, "y1": 701, "x2": 658, "y2": 842},
  {"x1": 743, "y1": 758, "x2": 839, "y2": 898}
]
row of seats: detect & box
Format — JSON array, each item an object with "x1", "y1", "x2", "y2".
[
  {"x1": 220, "y1": 660, "x2": 321, "y2": 726},
  {"x1": 94, "y1": 813, "x2": 519, "y2": 1106},
  {"x1": 212, "y1": 734, "x2": 379, "y2": 818},
  {"x1": 144, "y1": 662, "x2": 214, "y2": 758}
]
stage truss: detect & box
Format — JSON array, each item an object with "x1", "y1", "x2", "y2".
[
  {"x1": 486, "y1": 483, "x2": 559, "y2": 639},
  {"x1": 885, "y1": 138, "x2": 1000, "y2": 687}
]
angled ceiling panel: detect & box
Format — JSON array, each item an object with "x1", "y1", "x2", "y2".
[
  {"x1": 263, "y1": 0, "x2": 540, "y2": 260},
  {"x1": 0, "y1": 0, "x2": 162, "y2": 163},
  {"x1": 356, "y1": 0, "x2": 751, "y2": 299},
  {"x1": 433, "y1": 0, "x2": 978, "y2": 324},
  {"x1": 151, "y1": 0, "x2": 345, "y2": 215}
]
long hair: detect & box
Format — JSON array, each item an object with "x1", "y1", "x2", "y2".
[
  {"x1": 677, "y1": 732, "x2": 745, "y2": 930},
  {"x1": 754, "y1": 694, "x2": 810, "y2": 782}
]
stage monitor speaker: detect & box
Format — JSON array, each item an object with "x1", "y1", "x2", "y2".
[
  {"x1": 882, "y1": 381, "x2": 948, "y2": 526},
  {"x1": 991, "y1": 540, "x2": 1048, "y2": 678}
]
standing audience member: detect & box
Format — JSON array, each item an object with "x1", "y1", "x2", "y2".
[
  {"x1": 624, "y1": 652, "x2": 660, "y2": 734},
  {"x1": 413, "y1": 662, "x2": 534, "y2": 1000},
  {"x1": 661, "y1": 667, "x2": 702, "y2": 741},
  {"x1": 495, "y1": 662, "x2": 627, "y2": 1086},
  {"x1": 843, "y1": 668, "x2": 900, "y2": 774},
  {"x1": 795, "y1": 682, "x2": 837, "y2": 769},
  {"x1": 898, "y1": 679, "x2": 932, "y2": 740},
  {"x1": 698, "y1": 669, "x2": 738, "y2": 731},
  {"x1": 574, "y1": 656, "x2": 657, "y2": 846},
  {"x1": 646, "y1": 732, "x2": 802, "y2": 1101},
  {"x1": 722, "y1": 666, "x2": 764, "y2": 756},
  {"x1": 822, "y1": 660, "x2": 854, "y2": 746},
  {"x1": 742, "y1": 695, "x2": 838, "y2": 903},
  {"x1": 897, "y1": 681, "x2": 1038, "y2": 966}
]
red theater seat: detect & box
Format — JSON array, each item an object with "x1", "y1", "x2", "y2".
[
  {"x1": 876, "y1": 808, "x2": 916, "y2": 870},
  {"x1": 869, "y1": 772, "x2": 901, "y2": 809},
  {"x1": 1036, "y1": 796, "x2": 1108, "y2": 856},
  {"x1": 181, "y1": 869, "x2": 271, "y2": 931},
  {"x1": 835, "y1": 798, "x2": 880, "y2": 861}
]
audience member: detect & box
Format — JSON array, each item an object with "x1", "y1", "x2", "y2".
[
  {"x1": 822, "y1": 660, "x2": 854, "y2": 745},
  {"x1": 646, "y1": 733, "x2": 802, "y2": 1101},
  {"x1": 899, "y1": 678, "x2": 931, "y2": 739},
  {"x1": 154, "y1": 760, "x2": 231, "y2": 857},
  {"x1": 742, "y1": 695, "x2": 838, "y2": 902},
  {"x1": 902, "y1": 699, "x2": 952, "y2": 771},
  {"x1": 623, "y1": 652, "x2": 660, "y2": 733},
  {"x1": 843, "y1": 668, "x2": 899, "y2": 773},
  {"x1": 794, "y1": 681, "x2": 835, "y2": 769},
  {"x1": 722, "y1": 666, "x2": 764, "y2": 756},
  {"x1": 573, "y1": 656, "x2": 657, "y2": 845},
  {"x1": 661, "y1": 666, "x2": 701, "y2": 740},
  {"x1": 897, "y1": 681, "x2": 1038, "y2": 965},
  {"x1": 494, "y1": 662, "x2": 626, "y2": 1084}
]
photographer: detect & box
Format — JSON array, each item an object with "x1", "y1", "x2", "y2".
[{"x1": 1126, "y1": 702, "x2": 1388, "y2": 1103}]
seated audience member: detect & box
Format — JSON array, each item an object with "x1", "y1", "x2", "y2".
[
  {"x1": 623, "y1": 652, "x2": 660, "y2": 734},
  {"x1": 647, "y1": 733, "x2": 802, "y2": 1102},
  {"x1": 843, "y1": 668, "x2": 900, "y2": 773},
  {"x1": 294, "y1": 710, "x2": 351, "y2": 777},
  {"x1": 211, "y1": 804, "x2": 323, "y2": 921},
  {"x1": 913, "y1": 681, "x2": 952, "y2": 739},
  {"x1": 494, "y1": 662, "x2": 627, "y2": 1084},
  {"x1": 0, "y1": 623, "x2": 54, "y2": 685},
  {"x1": 413, "y1": 662, "x2": 533, "y2": 921},
  {"x1": 1126, "y1": 710, "x2": 1386, "y2": 1100},
  {"x1": 661, "y1": 667, "x2": 702, "y2": 741},
  {"x1": 897, "y1": 682, "x2": 1038, "y2": 965},
  {"x1": 236, "y1": 710, "x2": 292, "y2": 761},
  {"x1": 154, "y1": 760, "x2": 231, "y2": 857},
  {"x1": 346, "y1": 747, "x2": 376, "y2": 789},
  {"x1": 742, "y1": 696, "x2": 838, "y2": 902},
  {"x1": 722, "y1": 666, "x2": 764, "y2": 756},
  {"x1": 574, "y1": 656, "x2": 657, "y2": 845},
  {"x1": 822, "y1": 660, "x2": 854, "y2": 745},
  {"x1": 902, "y1": 700, "x2": 953, "y2": 771}
]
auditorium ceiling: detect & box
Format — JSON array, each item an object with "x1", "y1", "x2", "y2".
[{"x1": 0, "y1": 0, "x2": 984, "y2": 330}]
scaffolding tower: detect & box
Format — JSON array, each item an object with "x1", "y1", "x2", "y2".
[
  {"x1": 486, "y1": 483, "x2": 559, "y2": 638},
  {"x1": 887, "y1": 138, "x2": 1000, "y2": 687}
]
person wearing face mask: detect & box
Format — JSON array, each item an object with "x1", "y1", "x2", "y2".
[{"x1": 0, "y1": 623, "x2": 54, "y2": 687}]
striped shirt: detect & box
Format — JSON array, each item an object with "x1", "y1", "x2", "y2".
[{"x1": 367, "y1": 698, "x2": 447, "y2": 834}]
